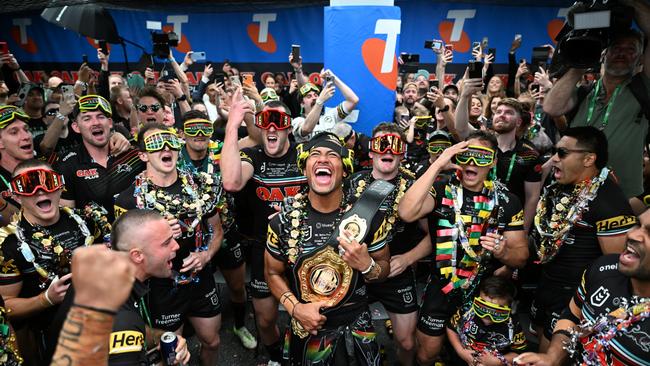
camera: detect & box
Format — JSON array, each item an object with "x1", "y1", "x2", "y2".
[
  {"x1": 551, "y1": 0, "x2": 634, "y2": 71},
  {"x1": 152, "y1": 31, "x2": 180, "y2": 59}
]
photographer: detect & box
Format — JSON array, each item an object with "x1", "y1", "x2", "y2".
[{"x1": 544, "y1": 0, "x2": 650, "y2": 199}]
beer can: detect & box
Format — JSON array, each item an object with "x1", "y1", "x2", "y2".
[{"x1": 160, "y1": 331, "x2": 177, "y2": 366}]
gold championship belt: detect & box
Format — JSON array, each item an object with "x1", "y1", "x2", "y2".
[{"x1": 290, "y1": 180, "x2": 395, "y2": 338}]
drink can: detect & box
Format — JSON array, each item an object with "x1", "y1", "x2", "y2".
[{"x1": 160, "y1": 331, "x2": 177, "y2": 366}]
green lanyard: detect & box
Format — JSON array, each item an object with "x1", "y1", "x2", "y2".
[
  {"x1": 139, "y1": 297, "x2": 152, "y2": 351},
  {"x1": 505, "y1": 153, "x2": 517, "y2": 184},
  {"x1": 0, "y1": 175, "x2": 10, "y2": 190},
  {"x1": 587, "y1": 79, "x2": 622, "y2": 130}
]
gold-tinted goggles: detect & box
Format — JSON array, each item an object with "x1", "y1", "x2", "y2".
[
  {"x1": 77, "y1": 94, "x2": 112, "y2": 117},
  {"x1": 472, "y1": 297, "x2": 511, "y2": 323},
  {"x1": 184, "y1": 119, "x2": 214, "y2": 137},
  {"x1": 455, "y1": 145, "x2": 495, "y2": 167},
  {"x1": 427, "y1": 140, "x2": 452, "y2": 154}
]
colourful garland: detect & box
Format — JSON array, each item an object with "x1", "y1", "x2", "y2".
[
  {"x1": 13, "y1": 207, "x2": 96, "y2": 289},
  {"x1": 0, "y1": 305, "x2": 22, "y2": 365},
  {"x1": 534, "y1": 168, "x2": 608, "y2": 264},
  {"x1": 564, "y1": 298, "x2": 650, "y2": 365},
  {"x1": 436, "y1": 177, "x2": 508, "y2": 295}
]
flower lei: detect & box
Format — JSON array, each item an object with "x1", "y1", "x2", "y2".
[
  {"x1": 534, "y1": 168, "x2": 609, "y2": 264},
  {"x1": 278, "y1": 192, "x2": 348, "y2": 264},
  {"x1": 0, "y1": 305, "x2": 22, "y2": 366},
  {"x1": 14, "y1": 207, "x2": 95, "y2": 289},
  {"x1": 564, "y1": 298, "x2": 650, "y2": 366},
  {"x1": 133, "y1": 170, "x2": 221, "y2": 236},
  {"x1": 436, "y1": 176, "x2": 508, "y2": 296},
  {"x1": 352, "y1": 170, "x2": 409, "y2": 236},
  {"x1": 457, "y1": 306, "x2": 513, "y2": 366}
]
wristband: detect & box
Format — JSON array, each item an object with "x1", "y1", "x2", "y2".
[
  {"x1": 361, "y1": 258, "x2": 376, "y2": 275},
  {"x1": 72, "y1": 303, "x2": 118, "y2": 316},
  {"x1": 315, "y1": 99, "x2": 324, "y2": 106},
  {"x1": 43, "y1": 290, "x2": 54, "y2": 306},
  {"x1": 176, "y1": 94, "x2": 187, "y2": 102}
]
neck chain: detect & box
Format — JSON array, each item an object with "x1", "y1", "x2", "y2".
[
  {"x1": 279, "y1": 191, "x2": 347, "y2": 264},
  {"x1": 534, "y1": 168, "x2": 609, "y2": 264},
  {"x1": 437, "y1": 177, "x2": 507, "y2": 296},
  {"x1": 564, "y1": 298, "x2": 650, "y2": 365},
  {"x1": 14, "y1": 207, "x2": 94, "y2": 289},
  {"x1": 458, "y1": 306, "x2": 513, "y2": 366}
]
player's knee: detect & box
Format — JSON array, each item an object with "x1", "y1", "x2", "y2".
[
  {"x1": 396, "y1": 334, "x2": 415, "y2": 352},
  {"x1": 200, "y1": 333, "x2": 220, "y2": 350}
]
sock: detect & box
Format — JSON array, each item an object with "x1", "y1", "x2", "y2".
[
  {"x1": 232, "y1": 301, "x2": 246, "y2": 329},
  {"x1": 266, "y1": 340, "x2": 282, "y2": 362}
]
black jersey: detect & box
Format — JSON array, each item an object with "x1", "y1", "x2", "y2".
[
  {"x1": 538, "y1": 177, "x2": 636, "y2": 288},
  {"x1": 428, "y1": 179, "x2": 524, "y2": 294},
  {"x1": 0, "y1": 208, "x2": 107, "y2": 329},
  {"x1": 496, "y1": 139, "x2": 542, "y2": 205},
  {"x1": 47, "y1": 280, "x2": 150, "y2": 366},
  {"x1": 266, "y1": 196, "x2": 389, "y2": 323},
  {"x1": 347, "y1": 170, "x2": 425, "y2": 256},
  {"x1": 571, "y1": 254, "x2": 650, "y2": 366},
  {"x1": 240, "y1": 143, "x2": 307, "y2": 241},
  {"x1": 0, "y1": 165, "x2": 19, "y2": 209},
  {"x1": 114, "y1": 173, "x2": 219, "y2": 272},
  {"x1": 54, "y1": 144, "x2": 144, "y2": 220},
  {"x1": 448, "y1": 308, "x2": 527, "y2": 354}
]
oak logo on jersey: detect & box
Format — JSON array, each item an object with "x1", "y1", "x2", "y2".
[
  {"x1": 256, "y1": 185, "x2": 302, "y2": 202},
  {"x1": 76, "y1": 168, "x2": 99, "y2": 179},
  {"x1": 109, "y1": 331, "x2": 144, "y2": 354}
]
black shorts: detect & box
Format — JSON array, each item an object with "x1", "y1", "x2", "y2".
[
  {"x1": 416, "y1": 278, "x2": 463, "y2": 337},
  {"x1": 250, "y1": 241, "x2": 272, "y2": 298},
  {"x1": 367, "y1": 268, "x2": 418, "y2": 314},
  {"x1": 211, "y1": 231, "x2": 245, "y2": 270},
  {"x1": 148, "y1": 268, "x2": 222, "y2": 331},
  {"x1": 530, "y1": 281, "x2": 576, "y2": 340}
]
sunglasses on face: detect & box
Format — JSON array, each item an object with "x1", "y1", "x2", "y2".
[
  {"x1": 184, "y1": 119, "x2": 214, "y2": 137},
  {"x1": 11, "y1": 168, "x2": 65, "y2": 196},
  {"x1": 143, "y1": 131, "x2": 182, "y2": 152},
  {"x1": 0, "y1": 106, "x2": 30, "y2": 127},
  {"x1": 136, "y1": 103, "x2": 162, "y2": 113},
  {"x1": 255, "y1": 110, "x2": 292, "y2": 130},
  {"x1": 45, "y1": 108, "x2": 59, "y2": 117},
  {"x1": 551, "y1": 146, "x2": 592, "y2": 159},
  {"x1": 370, "y1": 133, "x2": 406, "y2": 155},
  {"x1": 427, "y1": 140, "x2": 451, "y2": 154},
  {"x1": 455, "y1": 145, "x2": 495, "y2": 167},
  {"x1": 78, "y1": 95, "x2": 112, "y2": 116},
  {"x1": 472, "y1": 296, "x2": 511, "y2": 323}
]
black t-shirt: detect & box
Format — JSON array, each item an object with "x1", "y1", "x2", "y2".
[
  {"x1": 239, "y1": 143, "x2": 307, "y2": 242},
  {"x1": 447, "y1": 308, "x2": 527, "y2": 354},
  {"x1": 0, "y1": 209, "x2": 106, "y2": 329},
  {"x1": 54, "y1": 144, "x2": 145, "y2": 220},
  {"x1": 352, "y1": 134, "x2": 372, "y2": 172},
  {"x1": 28, "y1": 116, "x2": 48, "y2": 141},
  {"x1": 46, "y1": 280, "x2": 150, "y2": 366},
  {"x1": 537, "y1": 177, "x2": 636, "y2": 288},
  {"x1": 0, "y1": 165, "x2": 19, "y2": 209},
  {"x1": 428, "y1": 179, "x2": 524, "y2": 293},
  {"x1": 114, "y1": 175, "x2": 219, "y2": 272},
  {"x1": 266, "y1": 197, "x2": 388, "y2": 322},
  {"x1": 496, "y1": 139, "x2": 542, "y2": 205},
  {"x1": 347, "y1": 170, "x2": 425, "y2": 256},
  {"x1": 33, "y1": 126, "x2": 82, "y2": 163},
  {"x1": 571, "y1": 254, "x2": 650, "y2": 366}
]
